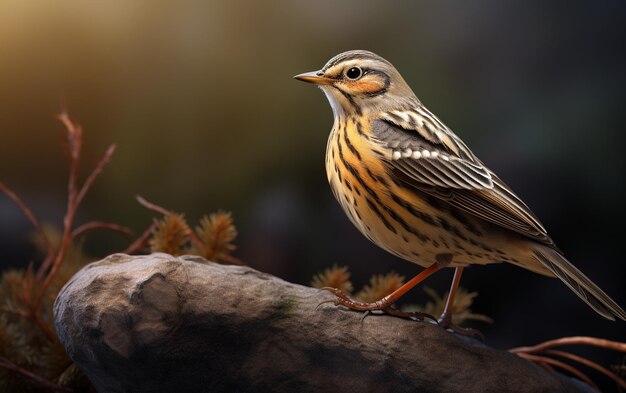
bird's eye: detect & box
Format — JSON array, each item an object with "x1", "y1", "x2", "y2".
[{"x1": 345, "y1": 67, "x2": 362, "y2": 80}]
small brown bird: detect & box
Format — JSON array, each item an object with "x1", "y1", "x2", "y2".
[{"x1": 294, "y1": 50, "x2": 625, "y2": 328}]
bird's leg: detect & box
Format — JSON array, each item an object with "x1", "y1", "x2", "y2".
[
  {"x1": 320, "y1": 262, "x2": 442, "y2": 312},
  {"x1": 438, "y1": 266, "x2": 464, "y2": 327},
  {"x1": 438, "y1": 267, "x2": 484, "y2": 340}
]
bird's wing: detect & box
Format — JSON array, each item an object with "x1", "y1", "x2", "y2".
[
  {"x1": 373, "y1": 115, "x2": 493, "y2": 189},
  {"x1": 371, "y1": 114, "x2": 556, "y2": 248}
]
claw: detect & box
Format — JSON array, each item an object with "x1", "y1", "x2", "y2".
[
  {"x1": 317, "y1": 287, "x2": 357, "y2": 310},
  {"x1": 315, "y1": 298, "x2": 339, "y2": 310},
  {"x1": 438, "y1": 313, "x2": 485, "y2": 341},
  {"x1": 317, "y1": 287, "x2": 390, "y2": 311},
  {"x1": 319, "y1": 287, "x2": 353, "y2": 302},
  {"x1": 360, "y1": 310, "x2": 372, "y2": 322}
]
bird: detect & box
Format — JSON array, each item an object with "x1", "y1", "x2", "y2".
[{"x1": 294, "y1": 49, "x2": 626, "y2": 329}]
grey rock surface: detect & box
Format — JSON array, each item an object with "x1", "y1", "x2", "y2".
[{"x1": 54, "y1": 253, "x2": 593, "y2": 393}]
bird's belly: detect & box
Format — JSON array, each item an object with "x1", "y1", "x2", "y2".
[
  {"x1": 325, "y1": 130, "x2": 521, "y2": 268},
  {"x1": 328, "y1": 179, "x2": 458, "y2": 267}
]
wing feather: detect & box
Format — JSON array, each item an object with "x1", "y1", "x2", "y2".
[
  {"x1": 372, "y1": 118, "x2": 493, "y2": 190},
  {"x1": 371, "y1": 115, "x2": 556, "y2": 248}
]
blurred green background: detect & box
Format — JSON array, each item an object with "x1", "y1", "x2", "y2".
[{"x1": 1, "y1": 0, "x2": 625, "y2": 370}]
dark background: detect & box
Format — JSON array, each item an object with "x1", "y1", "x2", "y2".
[{"x1": 1, "y1": 0, "x2": 625, "y2": 385}]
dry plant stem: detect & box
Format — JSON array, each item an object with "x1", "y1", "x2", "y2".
[
  {"x1": 38, "y1": 321, "x2": 55, "y2": 346},
  {"x1": 544, "y1": 349, "x2": 626, "y2": 389},
  {"x1": 533, "y1": 361, "x2": 549, "y2": 371},
  {"x1": 72, "y1": 221, "x2": 134, "y2": 240},
  {"x1": 510, "y1": 336, "x2": 626, "y2": 390},
  {"x1": 515, "y1": 352, "x2": 597, "y2": 389},
  {"x1": 528, "y1": 358, "x2": 555, "y2": 375},
  {"x1": 2, "y1": 112, "x2": 117, "y2": 343},
  {"x1": 0, "y1": 181, "x2": 55, "y2": 278},
  {"x1": 0, "y1": 307, "x2": 30, "y2": 318},
  {"x1": 219, "y1": 254, "x2": 244, "y2": 265},
  {"x1": 35, "y1": 114, "x2": 116, "y2": 326},
  {"x1": 75, "y1": 145, "x2": 116, "y2": 206},
  {"x1": 136, "y1": 195, "x2": 204, "y2": 249},
  {"x1": 21, "y1": 264, "x2": 55, "y2": 341},
  {"x1": 0, "y1": 355, "x2": 73, "y2": 393},
  {"x1": 136, "y1": 195, "x2": 171, "y2": 216},
  {"x1": 123, "y1": 223, "x2": 157, "y2": 254},
  {"x1": 33, "y1": 113, "x2": 82, "y2": 313},
  {"x1": 509, "y1": 336, "x2": 626, "y2": 354}
]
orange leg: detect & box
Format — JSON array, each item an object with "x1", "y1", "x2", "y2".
[{"x1": 320, "y1": 262, "x2": 442, "y2": 311}]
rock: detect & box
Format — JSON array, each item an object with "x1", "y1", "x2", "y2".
[{"x1": 53, "y1": 253, "x2": 593, "y2": 393}]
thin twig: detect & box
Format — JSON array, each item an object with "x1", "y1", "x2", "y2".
[
  {"x1": 36, "y1": 254, "x2": 56, "y2": 283},
  {"x1": 38, "y1": 117, "x2": 116, "y2": 294},
  {"x1": 510, "y1": 336, "x2": 626, "y2": 354},
  {"x1": 544, "y1": 349, "x2": 626, "y2": 389},
  {"x1": 0, "y1": 307, "x2": 30, "y2": 318},
  {"x1": 136, "y1": 195, "x2": 172, "y2": 216},
  {"x1": 30, "y1": 313, "x2": 56, "y2": 342},
  {"x1": 220, "y1": 254, "x2": 244, "y2": 265},
  {"x1": 76, "y1": 144, "x2": 116, "y2": 206},
  {"x1": 189, "y1": 231, "x2": 204, "y2": 251},
  {"x1": 56, "y1": 112, "x2": 79, "y2": 141},
  {"x1": 21, "y1": 263, "x2": 56, "y2": 341},
  {"x1": 530, "y1": 359, "x2": 554, "y2": 373},
  {"x1": 18, "y1": 262, "x2": 55, "y2": 340},
  {"x1": 539, "y1": 361, "x2": 555, "y2": 373},
  {"x1": 19, "y1": 112, "x2": 85, "y2": 341},
  {"x1": 136, "y1": 195, "x2": 204, "y2": 249},
  {"x1": 72, "y1": 221, "x2": 133, "y2": 239},
  {"x1": 515, "y1": 352, "x2": 597, "y2": 389},
  {"x1": 122, "y1": 223, "x2": 156, "y2": 254},
  {"x1": 33, "y1": 113, "x2": 83, "y2": 323},
  {"x1": 0, "y1": 355, "x2": 73, "y2": 393}
]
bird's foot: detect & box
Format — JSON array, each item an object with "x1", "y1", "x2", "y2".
[
  {"x1": 318, "y1": 287, "x2": 436, "y2": 322},
  {"x1": 438, "y1": 311, "x2": 484, "y2": 341},
  {"x1": 318, "y1": 287, "x2": 393, "y2": 311}
]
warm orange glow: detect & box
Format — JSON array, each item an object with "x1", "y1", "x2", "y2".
[{"x1": 343, "y1": 78, "x2": 385, "y2": 94}]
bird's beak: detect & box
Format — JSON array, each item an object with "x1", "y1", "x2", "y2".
[{"x1": 293, "y1": 71, "x2": 334, "y2": 85}]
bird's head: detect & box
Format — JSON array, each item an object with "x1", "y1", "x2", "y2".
[{"x1": 294, "y1": 50, "x2": 419, "y2": 118}]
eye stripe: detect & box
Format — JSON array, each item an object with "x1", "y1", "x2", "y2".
[{"x1": 360, "y1": 71, "x2": 390, "y2": 97}]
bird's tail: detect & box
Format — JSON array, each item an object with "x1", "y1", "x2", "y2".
[{"x1": 532, "y1": 246, "x2": 626, "y2": 321}]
